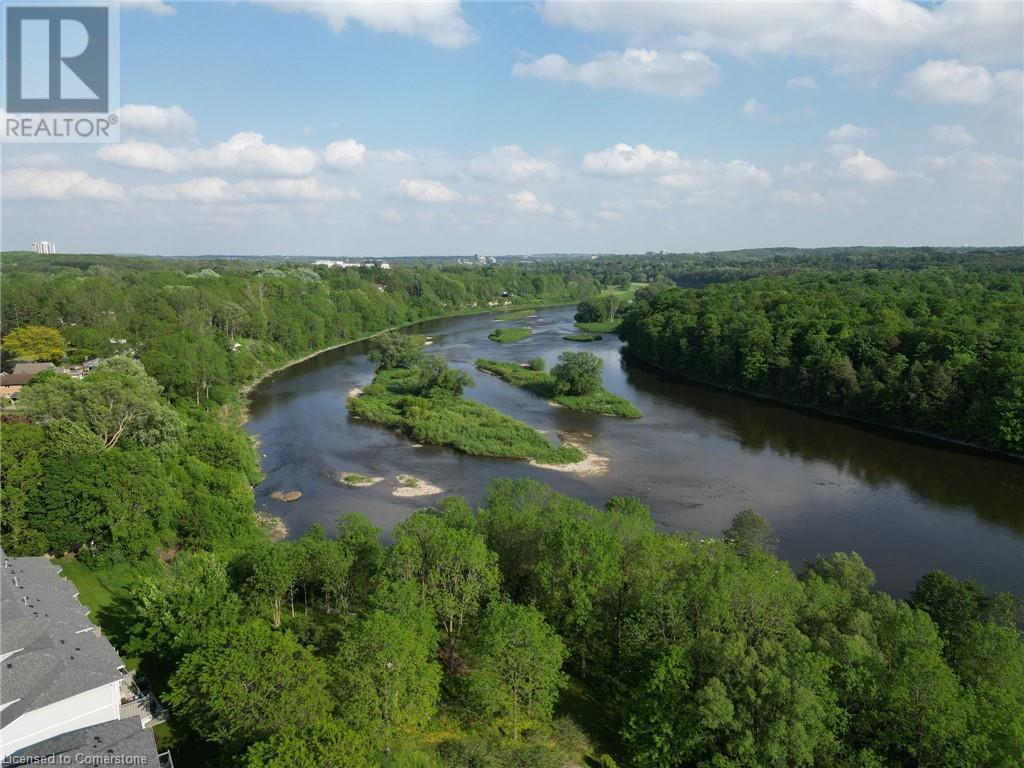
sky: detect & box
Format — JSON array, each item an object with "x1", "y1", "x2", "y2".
[{"x1": 2, "y1": 0, "x2": 1022, "y2": 257}]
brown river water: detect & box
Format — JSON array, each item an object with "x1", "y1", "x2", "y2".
[{"x1": 246, "y1": 306, "x2": 1024, "y2": 599}]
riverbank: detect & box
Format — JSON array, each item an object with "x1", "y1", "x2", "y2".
[
  {"x1": 237, "y1": 296, "x2": 577, "y2": 403},
  {"x1": 622, "y1": 350, "x2": 1024, "y2": 465},
  {"x1": 238, "y1": 299, "x2": 578, "y2": 420}
]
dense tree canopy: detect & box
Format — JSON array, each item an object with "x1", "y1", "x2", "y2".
[
  {"x1": 1, "y1": 324, "x2": 67, "y2": 361},
  {"x1": 166, "y1": 620, "x2": 333, "y2": 751},
  {"x1": 19, "y1": 357, "x2": 181, "y2": 449},
  {"x1": 619, "y1": 269, "x2": 1024, "y2": 453},
  {"x1": 368, "y1": 331, "x2": 425, "y2": 371}
]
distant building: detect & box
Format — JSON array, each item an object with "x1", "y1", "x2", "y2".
[
  {"x1": 458, "y1": 254, "x2": 496, "y2": 266},
  {"x1": 313, "y1": 259, "x2": 390, "y2": 269},
  {"x1": 0, "y1": 550, "x2": 169, "y2": 765},
  {"x1": 31, "y1": 242, "x2": 57, "y2": 255}
]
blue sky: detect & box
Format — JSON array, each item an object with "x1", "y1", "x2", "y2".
[{"x1": 3, "y1": 0, "x2": 1022, "y2": 256}]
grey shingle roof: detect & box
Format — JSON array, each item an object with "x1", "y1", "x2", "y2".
[
  {"x1": 6, "y1": 717, "x2": 161, "y2": 766},
  {"x1": 0, "y1": 552, "x2": 124, "y2": 723}
]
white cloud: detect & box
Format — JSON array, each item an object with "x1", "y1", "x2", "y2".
[
  {"x1": 97, "y1": 141, "x2": 187, "y2": 173},
  {"x1": 324, "y1": 139, "x2": 366, "y2": 170},
  {"x1": 903, "y1": 59, "x2": 995, "y2": 104},
  {"x1": 469, "y1": 145, "x2": 559, "y2": 183},
  {"x1": 135, "y1": 176, "x2": 353, "y2": 204},
  {"x1": 740, "y1": 98, "x2": 764, "y2": 116},
  {"x1": 4, "y1": 152, "x2": 63, "y2": 169},
  {"x1": 372, "y1": 148, "x2": 413, "y2": 164},
  {"x1": 827, "y1": 123, "x2": 876, "y2": 142},
  {"x1": 834, "y1": 147, "x2": 896, "y2": 184},
  {"x1": 582, "y1": 143, "x2": 680, "y2": 176},
  {"x1": 323, "y1": 139, "x2": 412, "y2": 170},
  {"x1": 657, "y1": 159, "x2": 773, "y2": 190},
  {"x1": 930, "y1": 124, "x2": 976, "y2": 145},
  {"x1": 121, "y1": 0, "x2": 175, "y2": 16},
  {"x1": 97, "y1": 132, "x2": 318, "y2": 176},
  {"x1": 581, "y1": 144, "x2": 772, "y2": 202},
  {"x1": 118, "y1": 104, "x2": 197, "y2": 135},
  {"x1": 266, "y1": 0, "x2": 476, "y2": 48},
  {"x1": 195, "y1": 133, "x2": 319, "y2": 176},
  {"x1": 396, "y1": 178, "x2": 460, "y2": 203},
  {"x1": 922, "y1": 149, "x2": 1020, "y2": 186},
  {"x1": 786, "y1": 75, "x2": 818, "y2": 90},
  {"x1": 3, "y1": 168, "x2": 125, "y2": 201},
  {"x1": 537, "y1": 1, "x2": 1023, "y2": 70},
  {"x1": 136, "y1": 177, "x2": 232, "y2": 204},
  {"x1": 513, "y1": 48, "x2": 719, "y2": 97},
  {"x1": 508, "y1": 190, "x2": 554, "y2": 214}
]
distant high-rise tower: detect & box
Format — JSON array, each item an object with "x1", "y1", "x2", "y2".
[{"x1": 31, "y1": 241, "x2": 57, "y2": 254}]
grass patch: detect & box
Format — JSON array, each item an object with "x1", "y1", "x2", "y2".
[
  {"x1": 54, "y1": 556, "x2": 152, "y2": 623},
  {"x1": 575, "y1": 320, "x2": 620, "y2": 334},
  {"x1": 339, "y1": 472, "x2": 381, "y2": 487},
  {"x1": 564, "y1": 333, "x2": 603, "y2": 342},
  {"x1": 347, "y1": 367, "x2": 584, "y2": 465},
  {"x1": 489, "y1": 326, "x2": 533, "y2": 343},
  {"x1": 475, "y1": 359, "x2": 642, "y2": 419},
  {"x1": 54, "y1": 556, "x2": 162, "y2": 672}
]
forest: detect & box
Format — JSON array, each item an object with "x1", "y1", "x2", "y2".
[
  {"x1": 1, "y1": 248, "x2": 1022, "y2": 766},
  {"x1": 618, "y1": 268, "x2": 1024, "y2": 454},
  {"x1": 46, "y1": 483, "x2": 1024, "y2": 767}
]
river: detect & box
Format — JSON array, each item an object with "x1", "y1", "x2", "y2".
[{"x1": 246, "y1": 306, "x2": 1024, "y2": 599}]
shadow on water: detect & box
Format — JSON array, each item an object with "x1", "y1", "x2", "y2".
[{"x1": 620, "y1": 362, "x2": 1024, "y2": 534}]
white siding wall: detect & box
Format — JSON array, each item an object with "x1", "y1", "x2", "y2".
[{"x1": 0, "y1": 681, "x2": 120, "y2": 759}]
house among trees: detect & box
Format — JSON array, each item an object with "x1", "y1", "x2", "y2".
[
  {"x1": 0, "y1": 363, "x2": 55, "y2": 401},
  {"x1": 0, "y1": 549, "x2": 171, "y2": 766},
  {"x1": 11, "y1": 362, "x2": 55, "y2": 376}
]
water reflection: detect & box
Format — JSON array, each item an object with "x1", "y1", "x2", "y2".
[{"x1": 621, "y1": 364, "x2": 1024, "y2": 533}]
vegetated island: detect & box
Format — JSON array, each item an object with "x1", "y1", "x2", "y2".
[
  {"x1": 573, "y1": 292, "x2": 630, "y2": 334},
  {"x1": 488, "y1": 326, "x2": 532, "y2": 343},
  {"x1": 346, "y1": 332, "x2": 584, "y2": 465},
  {"x1": 475, "y1": 352, "x2": 642, "y2": 419},
  {"x1": 564, "y1": 332, "x2": 603, "y2": 342}
]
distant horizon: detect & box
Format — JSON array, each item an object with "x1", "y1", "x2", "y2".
[
  {"x1": 3, "y1": 1, "x2": 1022, "y2": 254},
  {"x1": 5, "y1": 243, "x2": 1023, "y2": 262}
]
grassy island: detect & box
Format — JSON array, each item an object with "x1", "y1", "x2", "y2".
[
  {"x1": 475, "y1": 356, "x2": 642, "y2": 419},
  {"x1": 348, "y1": 339, "x2": 584, "y2": 465},
  {"x1": 575, "y1": 320, "x2": 620, "y2": 334},
  {"x1": 489, "y1": 326, "x2": 533, "y2": 343},
  {"x1": 564, "y1": 332, "x2": 603, "y2": 342}
]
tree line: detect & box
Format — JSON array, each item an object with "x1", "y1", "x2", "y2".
[{"x1": 618, "y1": 268, "x2": 1024, "y2": 453}]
